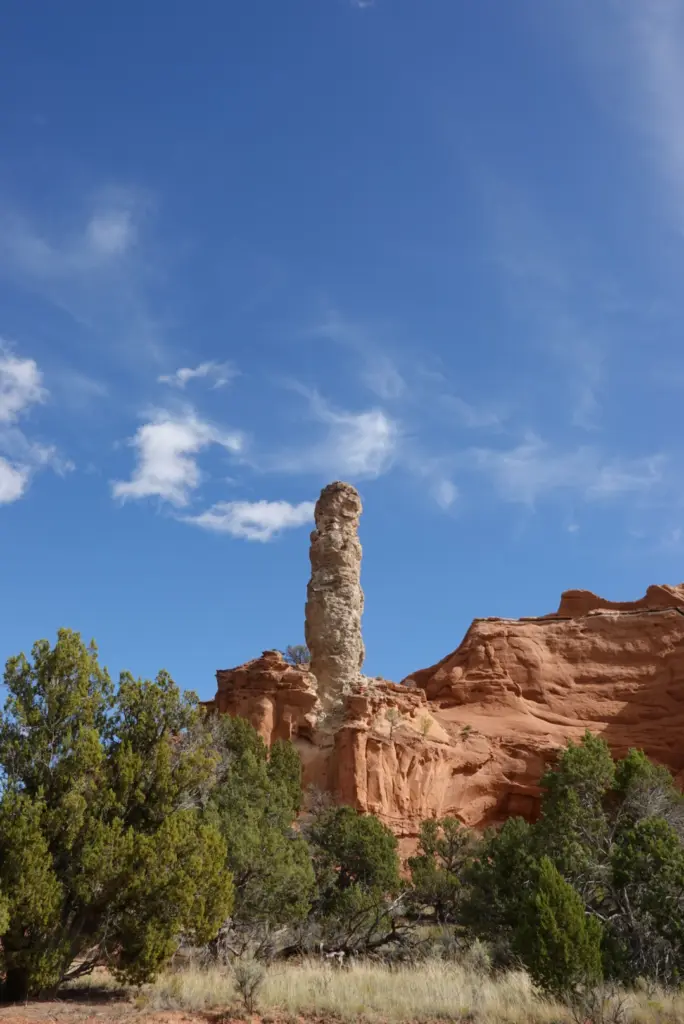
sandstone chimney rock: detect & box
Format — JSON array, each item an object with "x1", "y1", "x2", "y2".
[{"x1": 304, "y1": 481, "x2": 365, "y2": 704}]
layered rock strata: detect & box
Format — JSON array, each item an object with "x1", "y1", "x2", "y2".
[{"x1": 209, "y1": 585, "x2": 684, "y2": 849}]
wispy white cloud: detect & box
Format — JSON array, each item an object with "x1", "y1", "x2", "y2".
[
  {"x1": 431, "y1": 478, "x2": 458, "y2": 509},
  {"x1": 621, "y1": 1, "x2": 684, "y2": 230},
  {"x1": 86, "y1": 208, "x2": 137, "y2": 258},
  {"x1": 570, "y1": 2, "x2": 684, "y2": 230},
  {"x1": 586, "y1": 455, "x2": 665, "y2": 499},
  {"x1": 0, "y1": 426, "x2": 72, "y2": 476},
  {"x1": 0, "y1": 186, "x2": 166, "y2": 368},
  {"x1": 397, "y1": 442, "x2": 460, "y2": 512},
  {"x1": 158, "y1": 360, "x2": 237, "y2": 390},
  {"x1": 112, "y1": 408, "x2": 243, "y2": 507},
  {"x1": 361, "y1": 356, "x2": 406, "y2": 400},
  {"x1": 56, "y1": 369, "x2": 108, "y2": 407},
  {"x1": 0, "y1": 344, "x2": 46, "y2": 422},
  {"x1": 0, "y1": 458, "x2": 29, "y2": 504},
  {"x1": 0, "y1": 341, "x2": 69, "y2": 502},
  {"x1": 475, "y1": 175, "x2": 610, "y2": 432},
  {"x1": 468, "y1": 435, "x2": 664, "y2": 506},
  {"x1": 185, "y1": 498, "x2": 315, "y2": 542},
  {"x1": 273, "y1": 387, "x2": 398, "y2": 479},
  {"x1": 313, "y1": 310, "x2": 406, "y2": 400},
  {"x1": 304, "y1": 309, "x2": 482, "y2": 507},
  {"x1": 0, "y1": 188, "x2": 143, "y2": 279},
  {"x1": 314, "y1": 404, "x2": 396, "y2": 477},
  {"x1": 571, "y1": 376, "x2": 601, "y2": 432},
  {"x1": 438, "y1": 394, "x2": 503, "y2": 430}
]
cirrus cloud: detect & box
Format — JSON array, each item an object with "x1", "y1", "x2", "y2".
[
  {"x1": 158, "y1": 360, "x2": 237, "y2": 390},
  {"x1": 269, "y1": 386, "x2": 399, "y2": 479},
  {"x1": 468, "y1": 435, "x2": 665, "y2": 506}
]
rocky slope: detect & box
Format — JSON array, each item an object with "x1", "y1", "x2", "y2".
[{"x1": 206, "y1": 584, "x2": 684, "y2": 846}]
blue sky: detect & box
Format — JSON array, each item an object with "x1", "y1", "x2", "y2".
[{"x1": 1, "y1": 0, "x2": 684, "y2": 700}]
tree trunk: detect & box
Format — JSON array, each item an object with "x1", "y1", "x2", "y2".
[{"x1": 3, "y1": 966, "x2": 30, "y2": 1003}]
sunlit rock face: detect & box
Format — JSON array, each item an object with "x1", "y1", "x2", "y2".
[{"x1": 206, "y1": 486, "x2": 684, "y2": 851}]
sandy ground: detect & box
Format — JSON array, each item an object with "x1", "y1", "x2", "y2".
[{"x1": 0, "y1": 1003, "x2": 345, "y2": 1024}]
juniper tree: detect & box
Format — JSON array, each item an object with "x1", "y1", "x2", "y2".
[
  {"x1": 306, "y1": 805, "x2": 404, "y2": 954},
  {"x1": 206, "y1": 715, "x2": 315, "y2": 934},
  {"x1": 281, "y1": 645, "x2": 310, "y2": 667},
  {"x1": 408, "y1": 817, "x2": 474, "y2": 922},
  {"x1": 0, "y1": 629, "x2": 233, "y2": 1000},
  {"x1": 462, "y1": 816, "x2": 538, "y2": 946},
  {"x1": 513, "y1": 856, "x2": 603, "y2": 996}
]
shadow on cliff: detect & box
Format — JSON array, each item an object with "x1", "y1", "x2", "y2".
[{"x1": 578, "y1": 608, "x2": 684, "y2": 777}]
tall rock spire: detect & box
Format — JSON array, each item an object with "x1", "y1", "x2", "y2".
[{"x1": 304, "y1": 481, "x2": 365, "y2": 703}]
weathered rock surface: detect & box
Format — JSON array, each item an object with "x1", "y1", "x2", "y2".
[
  {"x1": 304, "y1": 481, "x2": 365, "y2": 704},
  {"x1": 549, "y1": 583, "x2": 684, "y2": 618},
  {"x1": 405, "y1": 594, "x2": 684, "y2": 830},
  {"x1": 209, "y1": 585, "x2": 684, "y2": 849},
  {"x1": 204, "y1": 650, "x2": 333, "y2": 794},
  {"x1": 207, "y1": 649, "x2": 319, "y2": 743}
]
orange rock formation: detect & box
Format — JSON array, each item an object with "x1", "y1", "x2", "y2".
[
  {"x1": 205, "y1": 476, "x2": 684, "y2": 846},
  {"x1": 207, "y1": 584, "x2": 684, "y2": 847}
]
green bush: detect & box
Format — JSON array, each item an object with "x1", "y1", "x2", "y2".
[
  {"x1": 408, "y1": 817, "x2": 474, "y2": 922},
  {"x1": 206, "y1": 715, "x2": 315, "y2": 930},
  {"x1": 606, "y1": 816, "x2": 684, "y2": 983},
  {"x1": 534, "y1": 734, "x2": 684, "y2": 986},
  {"x1": 513, "y1": 856, "x2": 603, "y2": 996},
  {"x1": 0, "y1": 630, "x2": 233, "y2": 1000},
  {"x1": 462, "y1": 816, "x2": 537, "y2": 946},
  {"x1": 459, "y1": 733, "x2": 684, "y2": 988},
  {"x1": 308, "y1": 804, "x2": 401, "y2": 900},
  {"x1": 281, "y1": 645, "x2": 310, "y2": 667},
  {"x1": 306, "y1": 805, "x2": 403, "y2": 953},
  {"x1": 535, "y1": 730, "x2": 615, "y2": 879},
  {"x1": 3, "y1": 627, "x2": 684, "y2": 997}
]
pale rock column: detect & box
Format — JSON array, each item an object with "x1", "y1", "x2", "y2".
[{"x1": 305, "y1": 481, "x2": 365, "y2": 705}]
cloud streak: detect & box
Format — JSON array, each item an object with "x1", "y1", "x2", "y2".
[
  {"x1": 159, "y1": 361, "x2": 237, "y2": 390},
  {"x1": 467, "y1": 435, "x2": 665, "y2": 506},
  {"x1": 312, "y1": 310, "x2": 407, "y2": 400},
  {"x1": 0, "y1": 186, "x2": 167, "y2": 369},
  {"x1": 475, "y1": 174, "x2": 611, "y2": 432},
  {"x1": 623, "y1": 0, "x2": 684, "y2": 230},
  {"x1": 438, "y1": 394, "x2": 502, "y2": 430},
  {"x1": 0, "y1": 189, "x2": 142, "y2": 280},
  {"x1": 272, "y1": 387, "x2": 399, "y2": 479},
  {"x1": 186, "y1": 498, "x2": 315, "y2": 541}
]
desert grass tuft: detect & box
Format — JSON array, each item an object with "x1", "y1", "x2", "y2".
[
  {"x1": 63, "y1": 960, "x2": 684, "y2": 1023},
  {"x1": 123, "y1": 959, "x2": 565, "y2": 1021}
]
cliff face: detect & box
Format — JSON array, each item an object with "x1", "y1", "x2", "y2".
[{"x1": 207, "y1": 586, "x2": 684, "y2": 847}]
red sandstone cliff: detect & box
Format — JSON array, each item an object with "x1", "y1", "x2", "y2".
[{"x1": 207, "y1": 584, "x2": 684, "y2": 847}]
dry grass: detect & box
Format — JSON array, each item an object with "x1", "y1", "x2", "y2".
[
  {"x1": 70, "y1": 960, "x2": 562, "y2": 1021},
  {"x1": 258, "y1": 959, "x2": 561, "y2": 1022},
  {"x1": 63, "y1": 960, "x2": 684, "y2": 1023}
]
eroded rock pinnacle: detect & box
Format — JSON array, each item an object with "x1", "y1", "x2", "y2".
[{"x1": 305, "y1": 481, "x2": 365, "y2": 704}]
